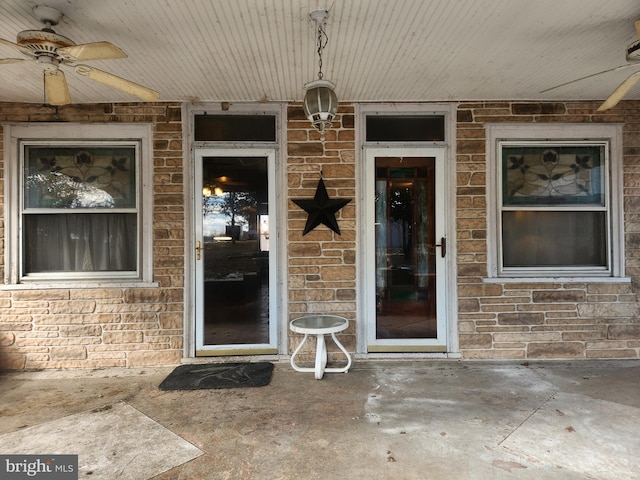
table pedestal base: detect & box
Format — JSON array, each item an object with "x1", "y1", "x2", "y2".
[{"x1": 290, "y1": 332, "x2": 352, "y2": 380}]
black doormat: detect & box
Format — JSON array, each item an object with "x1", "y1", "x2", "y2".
[{"x1": 159, "y1": 362, "x2": 274, "y2": 391}]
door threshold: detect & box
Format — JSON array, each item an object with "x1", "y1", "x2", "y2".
[
  {"x1": 367, "y1": 345, "x2": 447, "y2": 353},
  {"x1": 196, "y1": 348, "x2": 279, "y2": 356}
]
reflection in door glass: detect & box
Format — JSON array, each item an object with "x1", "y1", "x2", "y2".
[
  {"x1": 202, "y1": 157, "x2": 269, "y2": 345},
  {"x1": 375, "y1": 157, "x2": 437, "y2": 339}
]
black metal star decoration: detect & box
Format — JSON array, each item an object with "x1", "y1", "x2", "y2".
[{"x1": 293, "y1": 177, "x2": 351, "y2": 235}]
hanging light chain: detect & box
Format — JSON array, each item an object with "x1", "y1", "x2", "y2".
[{"x1": 316, "y1": 19, "x2": 329, "y2": 80}]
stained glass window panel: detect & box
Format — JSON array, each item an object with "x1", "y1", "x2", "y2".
[
  {"x1": 24, "y1": 146, "x2": 136, "y2": 209},
  {"x1": 502, "y1": 145, "x2": 604, "y2": 206}
]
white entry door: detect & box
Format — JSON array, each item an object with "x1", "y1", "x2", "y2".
[
  {"x1": 364, "y1": 147, "x2": 449, "y2": 352},
  {"x1": 194, "y1": 148, "x2": 278, "y2": 355}
]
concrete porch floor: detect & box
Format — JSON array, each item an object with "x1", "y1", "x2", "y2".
[{"x1": 1, "y1": 360, "x2": 639, "y2": 479}]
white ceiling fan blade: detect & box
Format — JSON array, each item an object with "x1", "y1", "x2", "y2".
[
  {"x1": 58, "y1": 42, "x2": 127, "y2": 62},
  {"x1": 0, "y1": 37, "x2": 33, "y2": 56},
  {"x1": 597, "y1": 70, "x2": 640, "y2": 111},
  {"x1": 541, "y1": 63, "x2": 637, "y2": 93},
  {"x1": 0, "y1": 58, "x2": 28, "y2": 64},
  {"x1": 75, "y1": 65, "x2": 159, "y2": 101},
  {"x1": 44, "y1": 69, "x2": 71, "y2": 106}
]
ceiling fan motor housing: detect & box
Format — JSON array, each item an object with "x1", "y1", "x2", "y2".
[
  {"x1": 626, "y1": 40, "x2": 640, "y2": 62},
  {"x1": 17, "y1": 29, "x2": 74, "y2": 61}
]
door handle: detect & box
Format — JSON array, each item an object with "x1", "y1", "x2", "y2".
[
  {"x1": 196, "y1": 240, "x2": 201, "y2": 261},
  {"x1": 428, "y1": 237, "x2": 446, "y2": 258}
]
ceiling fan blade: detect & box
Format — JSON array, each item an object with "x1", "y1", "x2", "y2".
[
  {"x1": 58, "y1": 42, "x2": 127, "y2": 62},
  {"x1": 0, "y1": 37, "x2": 20, "y2": 49},
  {"x1": 44, "y1": 69, "x2": 71, "y2": 106},
  {"x1": 0, "y1": 37, "x2": 33, "y2": 56},
  {"x1": 74, "y1": 65, "x2": 159, "y2": 101},
  {"x1": 540, "y1": 63, "x2": 637, "y2": 93},
  {"x1": 0, "y1": 58, "x2": 28, "y2": 64},
  {"x1": 597, "y1": 70, "x2": 640, "y2": 111}
]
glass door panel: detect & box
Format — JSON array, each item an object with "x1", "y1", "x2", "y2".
[
  {"x1": 195, "y1": 150, "x2": 277, "y2": 355},
  {"x1": 365, "y1": 149, "x2": 448, "y2": 352},
  {"x1": 375, "y1": 158, "x2": 436, "y2": 339}
]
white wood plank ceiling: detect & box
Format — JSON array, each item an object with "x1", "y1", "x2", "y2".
[{"x1": 1, "y1": 0, "x2": 640, "y2": 105}]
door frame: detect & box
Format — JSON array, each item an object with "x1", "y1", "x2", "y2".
[
  {"x1": 183, "y1": 103, "x2": 287, "y2": 360},
  {"x1": 363, "y1": 147, "x2": 449, "y2": 352},
  {"x1": 193, "y1": 147, "x2": 279, "y2": 355},
  {"x1": 356, "y1": 103, "x2": 459, "y2": 357}
]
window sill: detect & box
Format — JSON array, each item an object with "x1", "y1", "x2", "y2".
[
  {"x1": 483, "y1": 276, "x2": 631, "y2": 284},
  {"x1": 0, "y1": 281, "x2": 161, "y2": 290}
]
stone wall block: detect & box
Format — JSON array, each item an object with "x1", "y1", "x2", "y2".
[
  {"x1": 60, "y1": 325, "x2": 102, "y2": 337},
  {"x1": 578, "y1": 302, "x2": 640, "y2": 318},
  {"x1": 50, "y1": 301, "x2": 97, "y2": 315},
  {"x1": 336, "y1": 289, "x2": 356, "y2": 301},
  {"x1": 103, "y1": 331, "x2": 144, "y2": 344},
  {"x1": 127, "y1": 350, "x2": 182, "y2": 366},
  {"x1": 50, "y1": 346, "x2": 87, "y2": 361},
  {"x1": 532, "y1": 290, "x2": 586, "y2": 303},
  {"x1": 0, "y1": 332, "x2": 15, "y2": 346},
  {"x1": 607, "y1": 324, "x2": 640, "y2": 340},
  {"x1": 13, "y1": 290, "x2": 70, "y2": 301},
  {"x1": 459, "y1": 333, "x2": 493, "y2": 349},
  {"x1": 289, "y1": 289, "x2": 335, "y2": 302},
  {"x1": 289, "y1": 243, "x2": 322, "y2": 257},
  {"x1": 585, "y1": 348, "x2": 638, "y2": 358},
  {"x1": 0, "y1": 354, "x2": 26, "y2": 369},
  {"x1": 321, "y1": 266, "x2": 356, "y2": 281},
  {"x1": 527, "y1": 342, "x2": 584, "y2": 358},
  {"x1": 497, "y1": 312, "x2": 544, "y2": 326}
]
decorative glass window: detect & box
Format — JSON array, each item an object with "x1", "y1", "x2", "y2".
[
  {"x1": 22, "y1": 143, "x2": 139, "y2": 277},
  {"x1": 4, "y1": 123, "x2": 153, "y2": 285},
  {"x1": 487, "y1": 123, "x2": 624, "y2": 279},
  {"x1": 499, "y1": 142, "x2": 608, "y2": 273}
]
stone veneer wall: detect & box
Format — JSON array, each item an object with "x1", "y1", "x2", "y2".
[
  {"x1": 456, "y1": 101, "x2": 640, "y2": 359},
  {"x1": 0, "y1": 102, "x2": 185, "y2": 369},
  {"x1": 2, "y1": 100, "x2": 640, "y2": 369},
  {"x1": 286, "y1": 104, "x2": 357, "y2": 361}
]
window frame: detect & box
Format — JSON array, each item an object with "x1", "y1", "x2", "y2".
[
  {"x1": 4, "y1": 123, "x2": 154, "y2": 286},
  {"x1": 486, "y1": 123, "x2": 625, "y2": 280}
]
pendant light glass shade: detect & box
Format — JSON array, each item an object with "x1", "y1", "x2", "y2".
[{"x1": 303, "y1": 79, "x2": 338, "y2": 133}]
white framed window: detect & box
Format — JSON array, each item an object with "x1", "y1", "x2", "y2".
[
  {"x1": 486, "y1": 123, "x2": 625, "y2": 279},
  {"x1": 4, "y1": 123, "x2": 154, "y2": 285}
]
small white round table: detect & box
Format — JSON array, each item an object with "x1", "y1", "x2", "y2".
[{"x1": 289, "y1": 315, "x2": 352, "y2": 380}]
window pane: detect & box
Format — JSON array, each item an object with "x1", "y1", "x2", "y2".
[
  {"x1": 502, "y1": 211, "x2": 607, "y2": 267},
  {"x1": 23, "y1": 213, "x2": 137, "y2": 273},
  {"x1": 502, "y1": 145, "x2": 604, "y2": 206},
  {"x1": 194, "y1": 115, "x2": 276, "y2": 141},
  {"x1": 366, "y1": 116, "x2": 445, "y2": 142},
  {"x1": 25, "y1": 146, "x2": 136, "y2": 209}
]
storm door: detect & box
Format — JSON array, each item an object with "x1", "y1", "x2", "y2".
[
  {"x1": 365, "y1": 148, "x2": 448, "y2": 352},
  {"x1": 194, "y1": 148, "x2": 278, "y2": 355}
]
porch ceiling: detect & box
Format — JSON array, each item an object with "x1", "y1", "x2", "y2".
[{"x1": 1, "y1": 0, "x2": 640, "y2": 106}]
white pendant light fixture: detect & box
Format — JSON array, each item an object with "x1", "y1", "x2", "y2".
[{"x1": 303, "y1": 10, "x2": 338, "y2": 136}]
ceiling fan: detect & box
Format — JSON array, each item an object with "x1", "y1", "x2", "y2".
[
  {"x1": 0, "y1": 5, "x2": 159, "y2": 105},
  {"x1": 541, "y1": 19, "x2": 640, "y2": 111}
]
